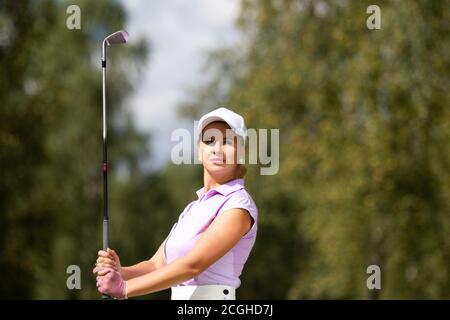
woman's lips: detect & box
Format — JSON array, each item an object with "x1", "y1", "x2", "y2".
[{"x1": 209, "y1": 158, "x2": 225, "y2": 164}]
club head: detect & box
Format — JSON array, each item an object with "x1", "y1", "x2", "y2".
[{"x1": 104, "y1": 30, "x2": 129, "y2": 46}]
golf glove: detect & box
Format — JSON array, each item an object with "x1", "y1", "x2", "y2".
[{"x1": 96, "y1": 268, "x2": 127, "y2": 300}]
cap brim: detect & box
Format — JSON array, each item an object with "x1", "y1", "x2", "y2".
[
  {"x1": 198, "y1": 116, "x2": 240, "y2": 142},
  {"x1": 199, "y1": 116, "x2": 227, "y2": 131}
]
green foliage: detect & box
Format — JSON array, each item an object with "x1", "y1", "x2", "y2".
[
  {"x1": 0, "y1": 0, "x2": 150, "y2": 298},
  {"x1": 1, "y1": 0, "x2": 449, "y2": 299},
  {"x1": 179, "y1": 0, "x2": 450, "y2": 299}
]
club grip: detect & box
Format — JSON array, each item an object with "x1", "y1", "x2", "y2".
[
  {"x1": 101, "y1": 220, "x2": 110, "y2": 300},
  {"x1": 103, "y1": 219, "x2": 109, "y2": 251}
]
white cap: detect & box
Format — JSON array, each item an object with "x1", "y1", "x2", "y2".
[{"x1": 197, "y1": 107, "x2": 247, "y2": 143}]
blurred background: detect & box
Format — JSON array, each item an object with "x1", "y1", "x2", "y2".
[{"x1": 0, "y1": 0, "x2": 449, "y2": 299}]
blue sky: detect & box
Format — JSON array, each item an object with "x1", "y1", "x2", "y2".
[{"x1": 121, "y1": 0, "x2": 241, "y2": 170}]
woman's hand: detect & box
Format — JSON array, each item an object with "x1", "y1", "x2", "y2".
[
  {"x1": 93, "y1": 248, "x2": 122, "y2": 276},
  {"x1": 96, "y1": 268, "x2": 127, "y2": 300}
]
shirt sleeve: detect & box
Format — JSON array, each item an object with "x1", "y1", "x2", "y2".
[{"x1": 217, "y1": 193, "x2": 258, "y2": 238}]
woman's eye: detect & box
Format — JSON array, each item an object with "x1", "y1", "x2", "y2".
[{"x1": 202, "y1": 138, "x2": 233, "y2": 146}]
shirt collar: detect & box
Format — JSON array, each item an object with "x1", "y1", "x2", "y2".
[{"x1": 196, "y1": 178, "x2": 245, "y2": 200}]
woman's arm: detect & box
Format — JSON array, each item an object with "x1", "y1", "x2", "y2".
[
  {"x1": 126, "y1": 208, "x2": 252, "y2": 297},
  {"x1": 121, "y1": 241, "x2": 166, "y2": 280}
]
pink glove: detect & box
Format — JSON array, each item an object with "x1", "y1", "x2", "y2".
[{"x1": 96, "y1": 268, "x2": 127, "y2": 300}]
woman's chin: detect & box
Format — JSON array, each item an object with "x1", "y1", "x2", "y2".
[
  {"x1": 208, "y1": 164, "x2": 226, "y2": 171},
  {"x1": 205, "y1": 163, "x2": 234, "y2": 174}
]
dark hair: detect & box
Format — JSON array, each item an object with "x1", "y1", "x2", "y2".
[{"x1": 236, "y1": 164, "x2": 247, "y2": 178}]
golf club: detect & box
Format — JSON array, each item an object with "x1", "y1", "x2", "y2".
[{"x1": 101, "y1": 30, "x2": 128, "y2": 299}]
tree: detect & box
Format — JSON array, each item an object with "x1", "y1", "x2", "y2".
[
  {"x1": 178, "y1": 0, "x2": 450, "y2": 298},
  {"x1": 0, "y1": 0, "x2": 149, "y2": 298}
]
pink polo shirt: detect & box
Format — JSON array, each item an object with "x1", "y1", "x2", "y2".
[{"x1": 164, "y1": 178, "x2": 258, "y2": 288}]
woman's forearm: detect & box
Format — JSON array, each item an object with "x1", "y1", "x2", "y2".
[
  {"x1": 121, "y1": 260, "x2": 159, "y2": 280},
  {"x1": 126, "y1": 257, "x2": 200, "y2": 297}
]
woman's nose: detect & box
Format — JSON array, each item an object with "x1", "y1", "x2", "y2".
[{"x1": 212, "y1": 141, "x2": 222, "y2": 154}]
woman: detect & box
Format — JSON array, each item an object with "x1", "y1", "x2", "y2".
[{"x1": 94, "y1": 107, "x2": 258, "y2": 300}]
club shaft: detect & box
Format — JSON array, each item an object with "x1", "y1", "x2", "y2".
[
  {"x1": 101, "y1": 43, "x2": 110, "y2": 300},
  {"x1": 99, "y1": 32, "x2": 128, "y2": 300},
  {"x1": 102, "y1": 145, "x2": 109, "y2": 251},
  {"x1": 102, "y1": 44, "x2": 107, "y2": 141},
  {"x1": 102, "y1": 50, "x2": 109, "y2": 247}
]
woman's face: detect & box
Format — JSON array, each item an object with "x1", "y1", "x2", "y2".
[{"x1": 199, "y1": 121, "x2": 240, "y2": 179}]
